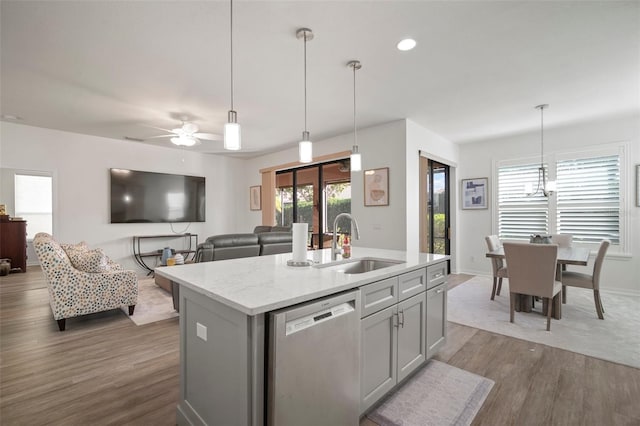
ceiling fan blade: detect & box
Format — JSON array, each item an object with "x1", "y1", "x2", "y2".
[
  {"x1": 145, "y1": 134, "x2": 173, "y2": 139},
  {"x1": 194, "y1": 132, "x2": 222, "y2": 141},
  {"x1": 141, "y1": 125, "x2": 175, "y2": 133}
]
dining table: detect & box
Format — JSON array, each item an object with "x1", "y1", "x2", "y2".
[{"x1": 485, "y1": 245, "x2": 591, "y2": 319}]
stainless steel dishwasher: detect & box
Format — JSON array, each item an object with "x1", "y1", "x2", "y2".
[{"x1": 268, "y1": 290, "x2": 361, "y2": 426}]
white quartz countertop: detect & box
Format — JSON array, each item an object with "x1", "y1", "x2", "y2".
[{"x1": 155, "y1": 247, "x2": 448, "y2": 316}]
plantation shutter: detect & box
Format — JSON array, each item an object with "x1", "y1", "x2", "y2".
[
  {"x1": 498, "y1": 164, "x2": 549, "y2": 240},
  {"x1": 556, "y1": 155, "x2": 620, "y2": 243}
]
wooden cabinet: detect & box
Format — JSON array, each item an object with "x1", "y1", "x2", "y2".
[
  {"x1": 397, "y1": 293, "x2": 427, "y2": 382},
  {"x1": 361, "y1": 304, "x2": 397, "y2": 412},
  {"x1": 0, "y1": 220, "x2": 28, "y2": 272},
  {"x1": 426, "y1": 282, "x2": 447, "y2": 358},
  {"x1": 360, "y1": 262, "x2": 447, "y2": 414},
  {"x1": 360, "y1": 266, "x2": 429, "y2": 414}
]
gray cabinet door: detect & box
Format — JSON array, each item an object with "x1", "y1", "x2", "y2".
[
  {"x1": 360, "y1": 304, "x2": 397, "y2": 414},
  {"x1": 396, "y1": 292, "x2": 426, "y2": 382},
  {"x1": 426, "y1": 282, "x2": 447, "y2": 358}
]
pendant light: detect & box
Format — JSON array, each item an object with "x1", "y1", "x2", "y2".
[
  {"x1": 348, "y1": 60, "x2": 362, "y2": 172},
  {"x1": 525, "y1": 104, "x2": 555, "y2": 197},
  {"x1": 224, "y1": 0, "x2": 241, "y2": 150},
  {"x1": 296, "y1": 28, "x2": 314, "y2": 163}
]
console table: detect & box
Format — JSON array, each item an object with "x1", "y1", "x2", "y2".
[
  {"x1": 132, "y1": 233, "x2": 198, "y2": 274},
  {"x1": 0, "y1": 218, "x2": 28, "y2": 273}
]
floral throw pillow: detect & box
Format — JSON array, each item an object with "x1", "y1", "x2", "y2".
[{"x1": 64, "y1": 246, "x2": 109, "y2": 273}]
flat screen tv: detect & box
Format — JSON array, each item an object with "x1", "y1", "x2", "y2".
[{"x1": 110, "y1": 169, "x2": 205, "y2": 223}]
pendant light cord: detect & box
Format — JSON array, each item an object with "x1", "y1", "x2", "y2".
[
  {"x1": 540, "y1": 105, "x2": 544, "y2": 167},
  {"x1": 303, "y1": 32, "x2": 308, "y2": 133},
  {"x1": 353, "y1": 64, "x2": 357, "y2": 146},
  {"x1": 230, "y1": 0, "x2": 234, "y2": 111}
]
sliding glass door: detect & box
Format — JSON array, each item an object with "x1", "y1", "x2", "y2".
[{"x1": 420, "y1": 158, "x2": 450, "y2": 266}]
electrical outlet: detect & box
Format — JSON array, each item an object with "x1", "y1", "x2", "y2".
[{"x1": 196, "y1": 322, "x2": 207, "y2": 341}]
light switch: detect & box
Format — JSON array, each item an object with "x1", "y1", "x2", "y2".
[{"x1": 196, "y1": 322, "x2": 207, "y2": 341}]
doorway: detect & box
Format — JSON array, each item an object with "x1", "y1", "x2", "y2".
[{"x1": 419, "y1": 158, "x2": 450, "y2": 268}]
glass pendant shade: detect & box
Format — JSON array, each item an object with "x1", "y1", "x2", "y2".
[
  {"x1": 224, "y1": 111, "x2": 241, "y2": 150},
  {"x1": 299, "y1": 131, "x2": 312, "y2": 163},
  {"x1": 350, "y1": 147, "x2": 362, "y2": 172},
  {"x1": 545, "y1": 180, "x2": 557, "y2": 193}
]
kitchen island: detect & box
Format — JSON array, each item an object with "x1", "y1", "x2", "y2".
[{"x1": 156, "y1": 247, "x2": 448, "y2": 426}]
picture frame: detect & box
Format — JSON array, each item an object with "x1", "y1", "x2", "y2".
[
  {"x1": 250, "y1": 185, "x2": 262, "y2": 211},
  {"x1": 461, "y1": 177, "x2": 488, "y2": 210},
  {"x1": 364, "y1": 167, "x2": 389, "y2": 206},
  {"x1": 636, "y1": 164, "x2": 640, "y2": 207}
]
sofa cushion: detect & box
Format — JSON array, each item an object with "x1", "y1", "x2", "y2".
[
  {"x1": 253, "y1": 225, "x2": 273, "y2": 234},
  {"x1": 207, "y1": 233, "x2": 259, "y2": 248},
  {"x1": 65, "y1": 247, "x2": 109, "y2": 273}
]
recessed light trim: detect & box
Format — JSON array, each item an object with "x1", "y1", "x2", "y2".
[{"x1": 397, "y1": 38, "x2": 416, "y2": 51}]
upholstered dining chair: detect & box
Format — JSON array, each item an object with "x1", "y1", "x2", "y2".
[
  {"x1": 551, "y1": 234, "x2": 573, "y2": 275},
  {"x1": 485, "y1": 235, "x2": 508, "y2": 300},
  {"x1": 503, "y1": 242, "x2": 562, "y2": 331},
  {"x1": 561, "y1": 240, "x2": 610, "y2": 320}
]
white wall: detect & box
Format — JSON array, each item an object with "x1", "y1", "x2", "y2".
[
  {"x1": 405, "y1": 120, "x2": 460, "y2": 270},
  {"x1": 457, "y1": 114, "x2": 640, "y2": 294},
  {"x1": 0, "y1": 122, "x2": 244, "y2": 275},
  {"x1": 240, "y1": 120, "x2": 409, "y2": 250}
]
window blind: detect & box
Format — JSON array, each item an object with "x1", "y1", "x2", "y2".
[
  {"x1": 556, "y1": 155, "x2": 620, "y2": 244},
  {"x1": 498, "y1": 164, "x2": 549, "y2": 240}
]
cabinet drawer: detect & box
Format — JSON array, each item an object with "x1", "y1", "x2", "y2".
[
  {"x1": 360, "y1": 277, "x2": 399, "y2": 318},
  {"x1": 398, "y1": 268, "x2": 427, "y2": 301},
  {"x1": 426, "y1": 262, "x2": 447, "y2": 289}
]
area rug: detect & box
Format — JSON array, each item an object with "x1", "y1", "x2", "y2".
[
  {"x1": 120, "y1": 278, "x2": 178, "y2": 325},
  {"x1": 447, "y1": 276, "x2": 640, "y2": 368},
  {"x1": 367, "y1": 360, "x2": 494, "y2": 426}
]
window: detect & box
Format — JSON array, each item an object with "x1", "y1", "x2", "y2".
[
  {"x1": 497, "y1": 164, "x2": 549, "y2": 240},
  {"x1": 275, "y1": 159, "x2": 351, "y2": 249},
  {"x1": 14, "y1": 174, "x2": 53, "y2": 240},
  {"x1": 556, "y1": 155, "x2": 620, "y2": 244},
  {"x1": 497, "y1": 148, "x2": 623, "y2": 247}
]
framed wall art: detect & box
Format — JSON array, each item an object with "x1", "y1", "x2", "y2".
[
  {"x1": 461, "y1": 177, "x2": 488, "y2": 210},
  {"x1": 364, "y1": 167, "x2": 389, "y2": 206},
  {"x1": 250, "y1": 185, "x2": 262, "y2": 211}
]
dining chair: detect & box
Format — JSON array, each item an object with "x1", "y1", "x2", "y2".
[
  {"x1": 551, "y1": 234, "x2": 573, "y2": 275},
  {"x1": 503, "y1": 242, "x2": 562, "y2": 331},
  {"x1": 561, "y1": 240, "x2": 610, "y2": 320},
  {"x1": 485, "y1": 235, "x2": 508, "y2": 300}
]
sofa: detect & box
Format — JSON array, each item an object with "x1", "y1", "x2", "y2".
[
  {"x1": 168, "y1": 226, "x2": 292, "y2": 312},
  {"x1": 195, "y1": 226, "x2": 292, "y2": 262},
  {"x1": 33, "y1": 232, "x2": 138, "y2": 331}
]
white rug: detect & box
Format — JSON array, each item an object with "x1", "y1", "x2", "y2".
[
  {"x1": 367, "y1": 360, "x2": 494, "y2": 426},
  {"x1": 448, "y1": 276, "x2": 640, "y2": 368},
  {"x1": 121, "y1": 278, "x2": 178, "y2": 325}
]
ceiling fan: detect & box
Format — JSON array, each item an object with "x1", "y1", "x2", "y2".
[{"x1": 144, "y1": 122, "x2": 222, "y2": 147}]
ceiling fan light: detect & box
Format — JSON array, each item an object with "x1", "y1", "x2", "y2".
[
  {"x1": 171, "y1": 136, "x2": 197, "y2": 147},
  {"x1": 299, "y1": 132, "x2": 312, "y2": 163},
  {"x1": 224, "y1": 113, "x2": 241, "y2": 151}
]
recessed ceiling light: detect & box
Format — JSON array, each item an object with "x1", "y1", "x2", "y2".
[
  {"x1": 1, "y1": 114, "x2": 23, "y2": 120},
  {"x1": 397, "y1": 38, "x2": 416, "y2": 51}
]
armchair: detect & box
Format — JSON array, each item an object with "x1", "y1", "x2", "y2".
[{"x1": 33, "y1": 233, "x2": 138, "y2": 331}]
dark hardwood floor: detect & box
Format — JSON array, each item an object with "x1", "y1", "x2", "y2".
[{"x1": 1, "y1": 268, "x2": 638, "y2": 425}]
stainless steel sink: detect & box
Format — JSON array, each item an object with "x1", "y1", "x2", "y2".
[{"x1": 316, "y1": 257, "x2": 404, "y2": 274}]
